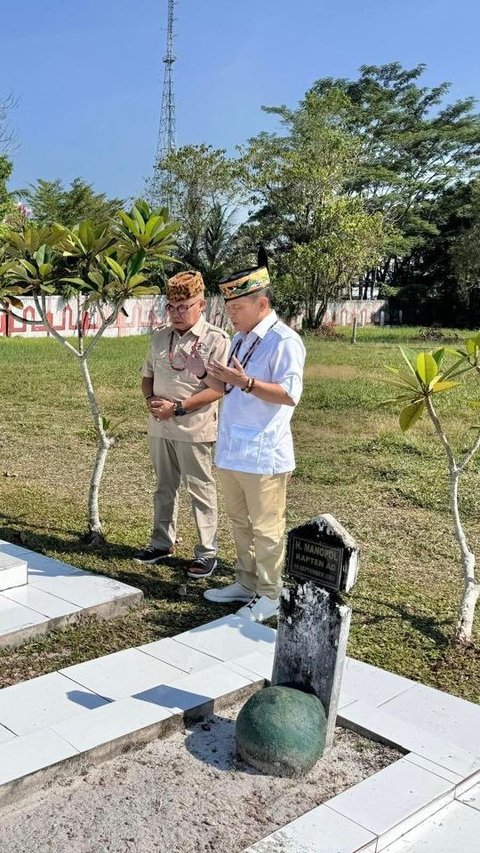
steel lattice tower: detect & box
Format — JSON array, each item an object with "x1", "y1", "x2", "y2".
[{"x1": 151, "y1": 0, "x2": 177, "y2": 204}]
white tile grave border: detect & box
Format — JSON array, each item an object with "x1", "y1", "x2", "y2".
[
  {"x1": 0, "y1": 539, "x2": 143, "y2": 648},
  {"x1": 0, "y1": 613, "x2": 479, "y2": 853}
]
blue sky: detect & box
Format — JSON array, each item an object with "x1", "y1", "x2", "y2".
[{"x1": 2, "y1": 0, "x2": 479, "y2": 202}]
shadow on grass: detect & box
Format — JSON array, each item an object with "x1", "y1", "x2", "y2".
[
  {"x1": 355, "y1": 596, "x2": 452, "y2": 648},
  {"x1": 0, "y1": 518, "x2": 237, "y2": 624},
  {"x1": 0, "y1": 517, "x2": 146, "y2": 565}
]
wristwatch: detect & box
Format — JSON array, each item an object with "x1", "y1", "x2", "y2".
[{"x1": 173, "y1": 401, "x2": 187, "y2": 417}]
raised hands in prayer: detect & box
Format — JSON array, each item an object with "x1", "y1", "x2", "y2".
[
  {"x1": 181, "y1": 341, "x2": 208, "y2": 378},
  {"x1": 206, "y1": 356, "x2": 247, "y2": 389}
]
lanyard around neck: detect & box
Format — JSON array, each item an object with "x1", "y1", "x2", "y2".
[{"x1": 224, "y1": 320, "x2": 277, "y2": 394}]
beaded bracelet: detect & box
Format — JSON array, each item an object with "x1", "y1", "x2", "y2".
[{"x1": 242, "y1": 377, "x2": 255, "y2": 394}]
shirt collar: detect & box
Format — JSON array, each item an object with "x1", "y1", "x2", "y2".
[
  {"x1": 170, "y1": 314, "x2": 208, "y2": 339},
  {"x1": 249, "y1": 310, "x2": 278, "y2": 340}
]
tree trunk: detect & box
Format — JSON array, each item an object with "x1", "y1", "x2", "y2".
[
  {"x1": 450, "y1": 472, "x2": 478, "y2": 643},
  {"x1": 76, "y1": 293, "x2": 84, "y2": 355},
  {"x1": 314, "y1": 301, "x2": 329, "y2": 329},
  {"x1": 87, "y1": 439, "x2": 111, "y2": 542},
  {"x1": 457, "y1": 575, "x2": 480, "y2": 644},
  {"x1": 78, "y1": 355, "x2": 114, "y2": 544},
  {"x1": 426, "y1": 398, "x2": 479, "y2": 644}
]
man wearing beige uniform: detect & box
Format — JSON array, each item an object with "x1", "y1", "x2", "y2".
[{"x1": 134, "y1": 270, "x2": 229, "y2": 578}]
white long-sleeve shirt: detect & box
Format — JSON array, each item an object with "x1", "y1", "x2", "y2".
[{"x1": 215, "y1": 311, "x2": 306, "y2": 474}]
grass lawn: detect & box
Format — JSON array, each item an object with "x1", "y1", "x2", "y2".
[{"x1": 0, "y1": 326, "x2": 479, "y2": 701}]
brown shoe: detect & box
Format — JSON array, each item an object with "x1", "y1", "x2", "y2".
[{"x1": 187, "y1": 557, "x2": 217, "y2": 579}]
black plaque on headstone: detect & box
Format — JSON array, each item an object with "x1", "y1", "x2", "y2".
[
  {"x1": 287, "y1": 535, "x2": 343, "y2": 590},
  {"x1": 286, "y1": 514, "x2": 359, "y2": 593}
]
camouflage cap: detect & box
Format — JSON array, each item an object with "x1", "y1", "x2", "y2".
[
  {"x1": 218, "y1": 266, "x2": 270, "y2": 301},
  {"x1": 166, "y1": 270, "x2": 205, "y2": 302}
]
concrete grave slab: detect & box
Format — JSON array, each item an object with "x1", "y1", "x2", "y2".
[
  {"x1": 0, "y1": 614, "x2": 478, "y2": 853},
  {"x1": 51, "y1": 696, "x2": 174, "y2": 754},
  {"x1": 0, "y1": 540, "x2": 143, "y2": 648},
  {"x1": 0, "y1": 728, "x2": 79, "y2": 789},
  {"x1": 327, "y1": 756, "x2": 455, "y2": 850},
  {"x1": 137, "y1": 636, "x2": 221, "y2": 674},
  {"x1": 244, "y1": 803, "x2": 377, "y2": 852},
  {"x1": 381, "y1": 799, "x2": 480, "y2": 852},
  {"x1": 59, "y1": 648, "x2": 186, "y2": 701},
  {"x1": 0, "y1": 671, "x2": 110, "y2": 735},
  {"x1": 174, "y1": 614, "x2": 276, "y2": 661},
  {"x1": 0, "y1": 553, "x2": 27, "y2": 591}
]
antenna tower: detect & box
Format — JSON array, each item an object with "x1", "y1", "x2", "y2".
[{"x1": 152, "y1": 0, "x2": 177, "y2": 204}]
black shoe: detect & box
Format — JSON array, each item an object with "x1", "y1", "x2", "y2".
[
  {"x1": 186, "y1": 557, "x2": 218, "y2": 579},
  {"x1": 133, "y1": 546, "x2": 174, "y2": 565}
]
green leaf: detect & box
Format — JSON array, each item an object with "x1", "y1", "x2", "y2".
[
  {"x1": 38, "y1": 263, "x2": 53, "y2": 279},
  {"x1": 399, "y1": 400, "x2": 426, "y2": 432},
  {"x1": 105, "y1": 256, "x2": 126, "y2": 282},
  {"x1": 416, "y1": 352, "x2": 438, "y2": 385},
  {"x1": 445, "y1": 346, "x2": 467, "y2": 358},
  {"x1": 381, "y1": 393, "x2": 423, "y2": 405},
  {"x1": 440, "y1": 356, "x2": 470, "y2": 381},
  {"x1": 60, "y1": 277, "x2": 89, "y2": 288},
  {"x1": 385, "y1": 366, "x2": 420, "y2": 391},
  {"x1": 20, "y1": 260, "x2": 38, "y2": 277},
  {"x1": 130, "y1": 285, "x2": 158, "y2": 296},
  {"x1": 128, "y1": 274, "x2": 148, "y2": 288},
  {"x1": 87, "y1": 270, "x2": 105, "y2": 288},
  {"x1": 432, "y1": 348, "x2": 445, "y2": 367},
  {"x1": 430, "y1": 380, "x2": 458, "y2": 393},
  {"x1": 398, "y1": 346, "x2": 418, "y2": 377},
  {"x1": 118, "y1": 211, "x2": 140, "y2": 235},
  {"x1": 135, "y1": 199, "x2": 151, "y2": 220},
  {"x1": 465, "y1": 338, "x2": 478, "y2": 358},
  {"x1": 126, "y1": 250, "x2": 146, "y2": 277},
  {"x1": 144, "y1": 215, "x2": 164, "y2": 238},
  {"x1": 131, "y1": 206, "x2": 146, "y2": 233}
]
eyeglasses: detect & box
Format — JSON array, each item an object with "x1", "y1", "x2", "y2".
[{"x1": 165, "y1": 299, "x2": 202, "y2": 316}]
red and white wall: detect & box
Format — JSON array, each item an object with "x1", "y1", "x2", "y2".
[{"x1": 0, "y1": 296, "x2": 388, "y2": 338}]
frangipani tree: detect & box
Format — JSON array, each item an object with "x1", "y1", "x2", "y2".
[
  {"x1": 386, "y1": 336, "x2": 480, "y2": 643},
  {"x1": 0, "y1": 201, "x2": 178, "y2": 543}
]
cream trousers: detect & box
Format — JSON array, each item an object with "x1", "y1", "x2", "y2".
[{"x1": 217, "y1": 467, "x2": 290, "y2": 600}]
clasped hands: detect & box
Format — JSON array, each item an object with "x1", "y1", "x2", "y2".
[{"x1": 147, "y1": 397, "x2": 175, "y2": 421}]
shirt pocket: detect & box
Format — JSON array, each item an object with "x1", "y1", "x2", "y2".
[{"x1": 227, "y1": 424, "x2": 271, "y2": 467}]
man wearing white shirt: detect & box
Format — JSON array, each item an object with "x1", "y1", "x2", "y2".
[{"x1": 204, "y1": 263, "x2": 306, "y2": 623}]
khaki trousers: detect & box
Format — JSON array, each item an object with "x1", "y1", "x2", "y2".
[
  {"x1": 149, "y1": 437, "x2": 217, "y2": 559},
  {"x1": 217, "y1": 467, "x2": 290, "y2": 600}
]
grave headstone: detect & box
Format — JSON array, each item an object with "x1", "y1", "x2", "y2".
[{"x1": 271, "y1": 513, "x2": 360, "y2": 749}]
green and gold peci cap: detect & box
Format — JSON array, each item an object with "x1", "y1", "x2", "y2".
[{"x1": 218, "y1": 266, "x2": 270, "y2": 301}]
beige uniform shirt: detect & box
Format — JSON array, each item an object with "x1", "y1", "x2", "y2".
[{"x1": 141, "y1": 315, "x2": 230, "y2": 443}]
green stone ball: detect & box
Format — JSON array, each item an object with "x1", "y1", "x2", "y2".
[{"x1": 236, "y1": 685, "x2": 327, "y2": 777}]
